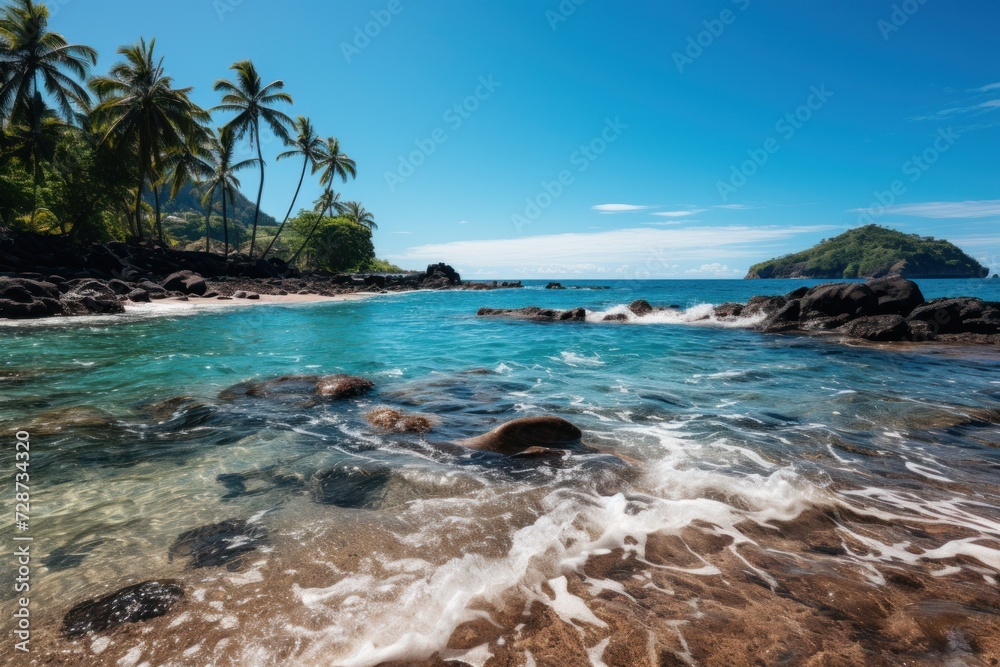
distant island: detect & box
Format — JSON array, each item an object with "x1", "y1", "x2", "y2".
[{"x1": 746, "y1": 225, "x2": 988, "y2": 279}]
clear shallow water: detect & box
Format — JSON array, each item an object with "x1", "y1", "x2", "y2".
[{"x1": 1, "y1": 279, "x2": 1000, "y2": 666}]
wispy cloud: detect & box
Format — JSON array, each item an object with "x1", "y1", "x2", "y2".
[
  {"x1": 912, "y1": 98, "x2": 1000, "y2": 121},
  {"x1": 685, "y1": 263, "x2": 742, "y2": 276},
  {"x1": 591, "y1": 204, "x2": 656, "y2": 213},
  {"x1": 653, "y1": 209, "x2": 705, "y2": 218},
  {"x1": 457, "y1": 220, "x2": 469, "y2": 224},
  {"x1": 849, "y1": 200, "x2": 1000, "y2": 219},
  {"x1": 394, "y1": 225, "x2": 835, "y2": 277},
  {"x1": 975, "y1": 82, "x2": 1000, "y2": 92}
]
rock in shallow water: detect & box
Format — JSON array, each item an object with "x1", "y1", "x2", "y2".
[
  {"x1": 310, "y1": 462, "x2": 392, "y2": 508},
  {"x1": 365, "y1": 407, "x2": 433, "y2": 433},
  {"x1": 477, "y1": 306, "x2": 587, "y2": 322},
  {"x1": 219, "y1": 374, "x2": 375, "y2": 401},
  {"x1": 61, "y1": 580, "x2": 184, "y2": 638},
  {"x1": 168, "y1": 519, "x2": 267, "y2": 570},
  {"x1": 458, "y1": 416, "x2": 584, "y2": 457}
]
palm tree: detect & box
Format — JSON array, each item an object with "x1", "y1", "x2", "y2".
[
  {"x1": 163, "y1": 126, "x2": 213, "y2": 248},
  {"x1": 260, "y1": 115, "x2": 321, "y2": 260},
  {"x1": 0, "y1": 0, "x2": 96, "y2": 220},
  {"x1": 340, "y1": 201, "x2": 377, "y2": 231},
  {"x1": 213, "y1": 60, "x2": 292, "y2": 260},
  {"x1": 289, "y1": 188, "x2": 342, "y2": 266},
  {"x1": 89, "y1": 38, "x2": 208, "y2": 242},
  {"x1": 202, "y1": 125, "x2": 257, "y2": 258},
  {"x1": 314, "y1": 136, "x2": 356, "y2": 189}
]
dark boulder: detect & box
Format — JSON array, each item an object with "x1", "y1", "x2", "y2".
[
  {"x1": 759, "y1": 300, "x2": 801, "y2": 332},
  {"x1": 168, "y1": 519, "x2": 266, "y2": 570},
  {"x1": 161, "y1": 271, "x2": 207, "y2": 296},
  {"x1": 425, "y1": 263, "x2": 460, "y2": 285},
  {"x1": 545, "y1": 282, "x2": 566, "y2": 290},
  {"x1": 61, "y1": 581, "x2": 184, "y2": 638},
  {"x1": 127, "y1": 288, "x2": 150, "y2": 303},
  {"x1": 838, "y1": 315, "x2": 912, "y2": 342},
  {"x1": 907, "y1": 298, "x2": 977, "y2": 334},
  {"x1": 603, "y1": 313, "x2": 629, "y2": 322},
  {"x1": 785, "y1": 286, "x2": 810, "y2": 300},
  {"x1": 457, "y1": 416, "x2": 584, "y2": 457},
  {"x1": 867, "y1": 276, "x2": 925, "y2": 316},
  {"x1": 107, "y1": 279, "x2": 134, "y2": 295},
  {"x1": 713, "y1": 302, "x2": 745, "y2": 319},
  {"x1": 477, "y1": 307, "x2": 587, "y2": 322},
  {"x1": 629, "y1": 300, "x2": 654, "y2": 317},
  {"x1": 310, "y1": 462, "x2": 391, "y2": 509},
  {"x1": 800, "y1": 283, "x2": 879, "y2": 320},
  {"x1": 744, "y1": 295, "x2": 786, "y2": 318}
]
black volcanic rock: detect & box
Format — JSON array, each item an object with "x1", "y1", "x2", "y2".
[
  {"x1": 62, "y1": 581, "x2": 184, "y2": 638},
  {"x1": 800, "y1": 283, "x2": 880, "y2": 319},
  {"x1": 867, "y1": 276, "x2": 924, "y2": 316},
  {"x1": 838, "y1": 315, "x2": 912, "y2": 342},
  {"x1": 477, "y1": 307, "x2": 587, "y2": 322}
]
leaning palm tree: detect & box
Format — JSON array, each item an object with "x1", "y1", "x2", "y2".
[
  {"x1": 340, "y1": 201, "x2": 377, "y2": 231},
  {"x1": 89, "y1": 38, "x2": 209, "y2": 242},
  {"x1": 314, "y1": 136, "x2": 356, "y2": 189},
  {"x1": 213, "y1": 60, "x2": 292, "y2": 260},
  {"x1": 202, "y1": 125, "x2": 258, "y2": 258},
  {"x1": 163, "y1": 126, "x2": 214, "y2": 248},
  {"x1": 260, "y1": 115, "x2": 322, "y2": 259},
  {"x1": 0, "y1": 0, "x2": 96, "y2": 220},
  {"x1": 289, "y1": 188, "x2": 342, "y2": 266}
]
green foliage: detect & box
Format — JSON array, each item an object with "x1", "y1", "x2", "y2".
[
  {"x1": 747, "y1": 225, "x2": 987, "y2": 279},
  {"x1": 359, "y1": 258, "x2": 407, "y2": 273},
  {"x1": 287, "y1": 210, "x2": 374, "y2": 272}
]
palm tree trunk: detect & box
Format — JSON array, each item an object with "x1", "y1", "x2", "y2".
[
  {"x1": 204, "y1": 190, "x2": 214, "y2": 253},
  {"x1": 154, "y1": 185, "x2": 164, "y2": 246},
  {"x1": 261, "y1": 156, "x2": 307, "y2": 260},
  {"x1": 222, "y1": 186, "x2": 230, "y2": 259},
  {"x1": 249, "y1": 124, "x2": 265, "y2": 260},
  {"x1": 289, "y1": 204, "x2": 329, "y2": 266}
]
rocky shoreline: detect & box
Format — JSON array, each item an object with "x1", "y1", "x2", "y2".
[
  {"x1": 478, "y1": 276, "x2": 1000, "y2": 345},
  {"x1": 0, "y1": 234, "x2": 521, "y2": 319}
]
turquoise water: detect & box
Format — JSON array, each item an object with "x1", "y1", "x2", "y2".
[{"x1": 2, "y1": 279, "x2": 999, "y2": 665}]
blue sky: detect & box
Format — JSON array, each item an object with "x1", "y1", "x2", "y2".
[{"x1": 53, "y1": 0, "x2": 1000, "y2": 278}]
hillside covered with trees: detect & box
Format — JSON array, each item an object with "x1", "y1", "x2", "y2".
[{"x1": 746, "y1": 225, "x2": 988, "y2": 280}]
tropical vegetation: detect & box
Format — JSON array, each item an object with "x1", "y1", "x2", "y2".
[
  {"x1": 0, "y1": 0, "x2": 391, "y2": 272},
  {"x1": 746, "y1": 225, "x2": 988, "y2": 279}
]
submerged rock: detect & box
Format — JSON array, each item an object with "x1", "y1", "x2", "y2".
[
  {"x1": 365, "y1": 407, "x2": 433, "y2": 433},
  {"x1": 61, "y1": 580, "x2": 184, "y2": 638},
  {"x1": 310, "y1": 462, "x2": 392, "y2": 509},
  {"x1": 317, "y1": 374, "x2": 376, "y2": 399},
  {"x1": 25, "y1": 406, "x2": 118, "y2": 436},
  {"x1": 458, "y1": 416, "x2": 584, "y2": 457},
  {"x1": 477, "y1": 306, "x2": 587, "y2": 322},
  {"x1": 168, "y1": 519, "x2": 266, "y2": 570}
]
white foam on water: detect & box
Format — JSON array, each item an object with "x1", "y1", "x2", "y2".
[
  {"x1": 558, "y1": 351, "x2": 606, "y2": 367},
  {"x1": 583, "y1": 303, "x2": 767, "y2": 329}
]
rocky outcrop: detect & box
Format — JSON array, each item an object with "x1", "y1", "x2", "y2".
[
  {"x1": 219, "y1": 374, "x2": 375, "y2": 401},
  {"x1": 62, "y1": 581, "x2": 184, "y2": 638},
  {"x1": 316, "y1": 375, "x2": 376, "y2": 399},
  {"x1": 457, "y1": 416, "x2": 584, "y2": 457},
  {"x1": 477, "y1": 307, "x2": 588, "y2": 322}
]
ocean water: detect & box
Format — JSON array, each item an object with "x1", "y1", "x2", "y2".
[{"x1": 1, "y1": 279, "x2": 999, "y2": 666}]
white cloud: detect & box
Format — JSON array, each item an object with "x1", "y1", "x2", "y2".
[
  {"x1": 714, "y1": 204, "x2": 758, "y2": 210},
  {"x1": 977, "y1": 83, "x2": 1000, "y2": 92},
  {"x1": 848, "y1": 200, "x2": 1000, "y2": 219},
  {"x1": 653, "y1": 209, "x2": 705, "y2": 217},
  {"x1": 591, "y1": 204, "x2": 655, "y2": 213},
  {"x1": 395, "y1": 225, "x2": 835, "y2": 277},
  {"x1": 685, "y1": 263, "x2": 742, "y2": 276},
  {"x1": 914, "y1": 99, "x2": 1000, "y2": 120},
  {"x1": 457, "y1": 220, "x2": 469, "y2": 224}
]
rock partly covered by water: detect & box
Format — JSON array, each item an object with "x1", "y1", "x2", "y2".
[
  {"x1": 310, "y1": 462, "x2": 392, "y2": 509},
  {"x1": 477, "y1": 306, "x2": 588, "y2": 322},
  {"x1": 61, "y1": 581, "x2": 184, "y2": 638},
  {"x1": 458, "y1": 416, "x2": 584, "y2": 457},
  {"x1": 365, "y1": 407, "x2": 433, "y2": 433},
  {"x1": 219, "y1": 374, "x2": 375, "y2": 401}
]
